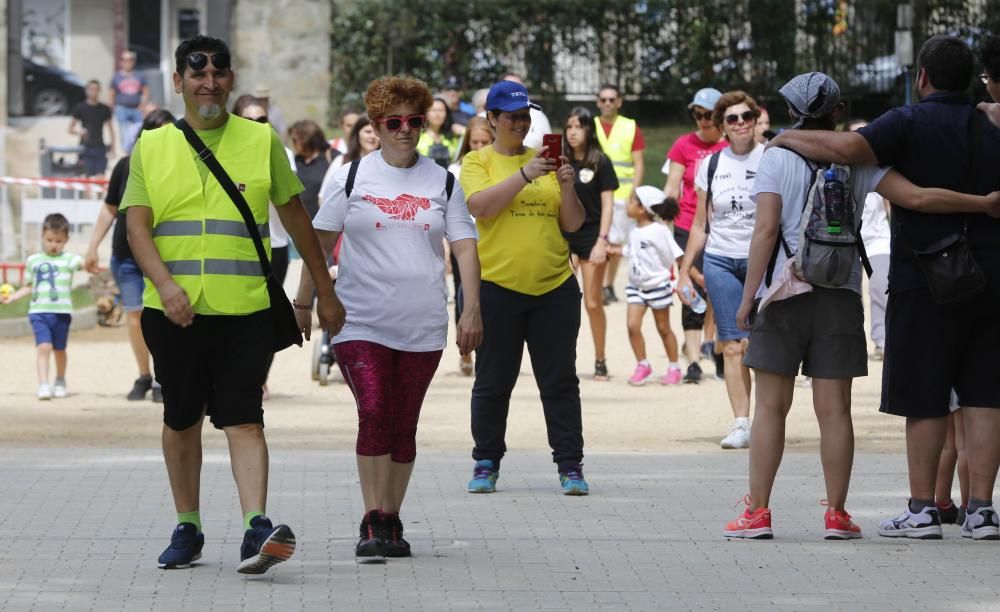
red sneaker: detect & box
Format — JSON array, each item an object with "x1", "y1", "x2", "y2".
[
  {"x1": 824, "y1": 508, "x2": 862, "y2": 540},
  {"x1": 723, "y1": 507, "x2": 773, "y2": 539}
]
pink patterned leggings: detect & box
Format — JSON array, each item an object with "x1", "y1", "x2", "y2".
[{"x1": 334, "y1": 340, "x2": 443, "y2": 463}]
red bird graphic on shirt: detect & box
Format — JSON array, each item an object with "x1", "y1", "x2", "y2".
[{"x1": 362, "y1": 193, "x2": 431, "y2": 221}]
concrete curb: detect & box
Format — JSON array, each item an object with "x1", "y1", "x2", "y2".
[{"x1": 0, "y1": 306, "x2": 98, "y2": 338}]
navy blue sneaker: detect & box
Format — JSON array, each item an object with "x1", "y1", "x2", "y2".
[
  {"x1": 559, "y1": 464, "x2": 590, "y2": 496},
  {"x1": 237, "y1": 516, "x2": 296, "y2": 575},
  {"x1": 157, "y1": 523, "x2": 204, "y2": 569}
]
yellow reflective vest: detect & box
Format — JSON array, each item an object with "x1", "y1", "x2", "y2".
[
  {"x1": 139, "y1": 116, "x2": 273, "y2": 314},
  {"x1": 594, "y1": 115, "x2": 637, "y2": 201}
]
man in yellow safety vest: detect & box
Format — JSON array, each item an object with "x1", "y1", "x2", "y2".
[
  {"x1": 122, "y1": 35, "x2": 342, "y2": 575},
  {"x1": 594, "y1": 84, "x2": 645, "y2": 304}
]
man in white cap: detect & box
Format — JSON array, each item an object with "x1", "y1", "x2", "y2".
[
  {"x1": 769, "y1": 36, "x2": 1000, "y2": 542},
  {"x1": 663, "y1": 87, "x2": 728, "y2": 384},
  {"x1": 252, "y1": 84, "x2": 287, "y2": 140}
]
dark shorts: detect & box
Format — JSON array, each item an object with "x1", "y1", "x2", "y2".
[
  {"x1": 29, "y1": 313, "x2": 72, "y2": 349},
  {"x1": 81, "y1": 146, "x2": 108, "y2": 176},
  {"x1": 743, "y1": 287, "x2": 867, "y2": 379},
  {"x1": 673, "y1": 227, "x2": 706, "y2": 331},
  {"x1": 880, "y1": 288, "x2": 1000, "y2": 418},
  {"x1": 565, "y1": 227, "x2": 599, "y2": 260},
  {"x1": 141, "y1": 308, "x2": 273, "y2": 431}
]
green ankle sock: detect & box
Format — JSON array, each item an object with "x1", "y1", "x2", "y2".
[
  {"x1": 243, "y1": 510, "x2": 265, "y2": 530},
  {"x1": 177, "y1": 511, "x2": 202, "y2": 533}
]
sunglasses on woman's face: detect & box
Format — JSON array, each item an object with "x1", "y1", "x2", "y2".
[
  {"x1": 379, "y1": 114, "x2": 426, "y2": 132},
  {"x1": 725, "y1": 111, "x2": 757, "y2": 125},
  {"x1": 692, "y1": 110, "x2": 713, "y2": 122},
  {"x1": 186, "y1": 52, "x2": 231, "y2": 71},
  {"x1": 245, "y1": 115, "x2": 267, "y2": 123}
]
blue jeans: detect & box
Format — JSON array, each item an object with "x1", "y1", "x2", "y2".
[
  {"x1": 115, "y1": 105, "x2": 143, "y2": 152},
  {"x1": 110, "y1": 255, "x2": 145, "y2": 312},
  {"x1": 703, "y1": 252, "x2": 750, "y2": 341}
]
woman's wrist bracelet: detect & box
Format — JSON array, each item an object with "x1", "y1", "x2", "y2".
[
  {"x1": 519, "y1": 167, "x2": 531, "y2": 183},
  {"x1": 292, "y1": 300, "x2": 313, "y2": 311},
  {"x1": 599, "y1": 234, "x2": 609, "y2": 242}
]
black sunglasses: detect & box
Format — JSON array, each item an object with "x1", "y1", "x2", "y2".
[
  {"x1": 186, "y1": 52, "x2": 231, "y2": 71},
  {"x1": 692, "y1": 110, "x2": 713, "y2": 121},
  {"x1": 247, "y1": 115, "x2": 268, "y2": 124},
  {"x1": 725, "y1": 111, "x2": 757, "y2": 125}
]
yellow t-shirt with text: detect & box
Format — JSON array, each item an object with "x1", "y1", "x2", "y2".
[{"x1": 460, "y1": 145, "x2": 572, "y2": 296}]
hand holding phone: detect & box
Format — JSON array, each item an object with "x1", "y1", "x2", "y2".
[{"x1": 541, "y1": 134, "x2": 563, "y2": 168}]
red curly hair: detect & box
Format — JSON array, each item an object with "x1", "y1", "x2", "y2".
[{"x1": 364, "y1": 76, "x2": 434, "y2": 123}]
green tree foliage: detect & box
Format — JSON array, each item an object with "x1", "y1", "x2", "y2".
[{"x1": 329, "y1": 0, "x2": 994, "y2": 116}]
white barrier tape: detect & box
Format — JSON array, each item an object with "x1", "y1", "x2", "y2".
[{"x1": 0, "y1": 176, "x2": 108, "y2": 194}]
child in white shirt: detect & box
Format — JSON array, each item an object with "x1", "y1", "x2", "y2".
[{"x1": 613, "y1": 186, "x2": 684, "y2": 386}]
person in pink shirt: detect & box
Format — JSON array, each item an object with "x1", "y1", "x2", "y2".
[{"x1": 663, "y1": 88, "x2": 728, "y2": 384}]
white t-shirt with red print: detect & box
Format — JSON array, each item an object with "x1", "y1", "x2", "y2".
[{"x1": 313, "y1": 150, "x2": 478, "y2": 352}]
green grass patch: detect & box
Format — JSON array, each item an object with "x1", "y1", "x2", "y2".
[{"x1": 0, "y1": 286, "x2": 96, "y2": 320}]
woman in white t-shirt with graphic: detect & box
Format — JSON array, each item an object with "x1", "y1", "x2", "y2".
[
  {"x1": 295, "y1": 76, "x2": 481, "y2": 562},
  {"x1": 614, "y1": 186, "x2": 684, "y2": 386},
  {"x1": 677, "y1": 90, "x2": 764, "y2": 450}
]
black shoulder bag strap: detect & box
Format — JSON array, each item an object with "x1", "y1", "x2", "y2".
[
  {"x1": 174, "y1": 118, "x2": 272, "y2": 277},
  {"x1": 704, "y1": 150, "x2": 721, "y2": 235},
  {"x1": 345, "y1": 157, "x2": 455, "y2": 199}
]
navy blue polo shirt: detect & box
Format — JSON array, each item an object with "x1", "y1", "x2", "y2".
[{"x1": 858, "y1": 92, "x2": 1000, "y2": 291}]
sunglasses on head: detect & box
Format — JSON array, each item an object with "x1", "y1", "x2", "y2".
[
  {"x1": 725, "y1": 110, "x2": 757, "y2": 125},
  {"x1": 692, "y1": 110, "x2": 713, "y2": 121},
  {"x1": 379, "y1": 114, "x2": 425, "y2": 132},
  {"x1": 186, "y1": 52, "x2": 231, "y2": 71}
]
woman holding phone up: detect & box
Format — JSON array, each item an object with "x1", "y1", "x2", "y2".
[{"x1": 461, "y1": 80, "x2": 589, "y2": 495}]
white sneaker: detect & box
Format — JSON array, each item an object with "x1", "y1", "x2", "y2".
[
  {"x1": 720, "y1": 421, "x2": 751, "y2": 449},
  {"x1": 37, "y1": 383, "x2": 52, "y2": 400},
  {"x1": 961, "y1": 506, "x2": 1000, "y2": 540},
  {"x1": 877, "y1": 504, "x2": 942, "y2": 539},
  {"x1": 53, "y1": 379, "x2": 67, "y2": 399}
]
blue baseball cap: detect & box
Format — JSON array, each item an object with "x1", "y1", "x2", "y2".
[
  {"x1": 485, "y1": 80, "x2": 542, "y2": 113},
  {"x1": 688, "y1": 87, "x2": 722, "y2": 110}
]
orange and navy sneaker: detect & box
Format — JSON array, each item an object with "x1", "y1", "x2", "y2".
[
  {"x1": 723, "y1": 506, "x2": 773, "y2": 539},
  {"x1": 824, "y1": 508, "x2": 863, "y2": 540},
  {"x1": 237, "y1": 516, "x2": 296, "y2": 574}
]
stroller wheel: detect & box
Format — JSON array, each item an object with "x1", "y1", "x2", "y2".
[{"x1": 318, "y1": 362, "x2": 330, "y2": 386}]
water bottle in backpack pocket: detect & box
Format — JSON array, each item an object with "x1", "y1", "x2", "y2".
[{"x1": 765, "y1": 150, "x2": 872, "y2": 290}]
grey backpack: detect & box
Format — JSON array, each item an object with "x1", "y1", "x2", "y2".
[{"x1": 767, "y1": 147, "x2": 872, "y2": 288}]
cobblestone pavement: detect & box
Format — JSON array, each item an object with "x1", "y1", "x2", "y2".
[{"x1": 1, "y1": 448, "x2": 998, "y2": 612}]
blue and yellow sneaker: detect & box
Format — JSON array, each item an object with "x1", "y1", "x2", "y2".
[
  {"x1": 468, "y1": 459, "x2": 498, "y2": 493},
  {"x1": 157, "y1": 523, "x2": 204, "y2": 569},
  {"x1": 237, "y1": 516, "x2": 296, "y2": 575},
  {"x1": 559, "y1": 465, "x2": 589, "y2": 496}
]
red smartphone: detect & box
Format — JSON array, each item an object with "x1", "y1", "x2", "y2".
[{"x1": 541, "y1": 134, "x2": 563, "y2": 168}]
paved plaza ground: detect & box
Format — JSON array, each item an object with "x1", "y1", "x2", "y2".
[{"x1": 1, "y1": 269, "x2": 996, "y2": 611}]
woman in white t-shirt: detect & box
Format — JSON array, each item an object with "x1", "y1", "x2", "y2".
[
  {"x1": 677, "y1": 91, "x2": 764, "y2": 450},
  {"x1": 295, "y1": 76, "x2": 481, "y2": 562}
]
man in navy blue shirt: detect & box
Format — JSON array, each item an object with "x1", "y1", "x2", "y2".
[{"x1": 769, "y1": 35, "x2": 1000, "y2": 541}]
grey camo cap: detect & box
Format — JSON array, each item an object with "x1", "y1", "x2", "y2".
[{"x1": 778, "y1": 72, "x2": 841, "y2": 128}]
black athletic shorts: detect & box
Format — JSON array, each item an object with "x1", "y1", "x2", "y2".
[
  {"x1": 880, "y1": 288, "x2": 1000, "y2": 418},
  {"x1": 673, "y1": 226, "x2": 706, "y2": 331},
  {"x1": 141, "y1": 308, "x2": 272, "y2": 431},
  {"x1": 565, "y1": 225, "x2": 599, "y2": 260}
]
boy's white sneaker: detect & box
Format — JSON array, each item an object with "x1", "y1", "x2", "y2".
[
  {"x1": 53, "y1": 380, "x2": 67, "y2": 399},
  {"x1": 37, "y1": 383, "x2": 52, "y2": 400},
  {"x1": 721, "y1": 420, "x2": 751, "y2": 449}
]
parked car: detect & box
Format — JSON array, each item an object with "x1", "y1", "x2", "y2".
[{"x1": 22, "y1": 57, "x2": 86, "y2": 116}]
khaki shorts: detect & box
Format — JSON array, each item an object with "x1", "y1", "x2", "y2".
[{"x1": 743, "y1": 287, "x2": 867, "y2": 379}]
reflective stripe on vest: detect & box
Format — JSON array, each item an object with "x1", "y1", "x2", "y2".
[
  {"x1": 594, "y1": 115, "x2": 637, "y2": 201},
  {"x1": 140, "y1": 115, "x2": 273, "y2": 314}
]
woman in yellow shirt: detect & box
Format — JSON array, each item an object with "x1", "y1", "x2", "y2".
[{"x1": 460, "y1": 80, "x2": 589, "y2": 495}]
